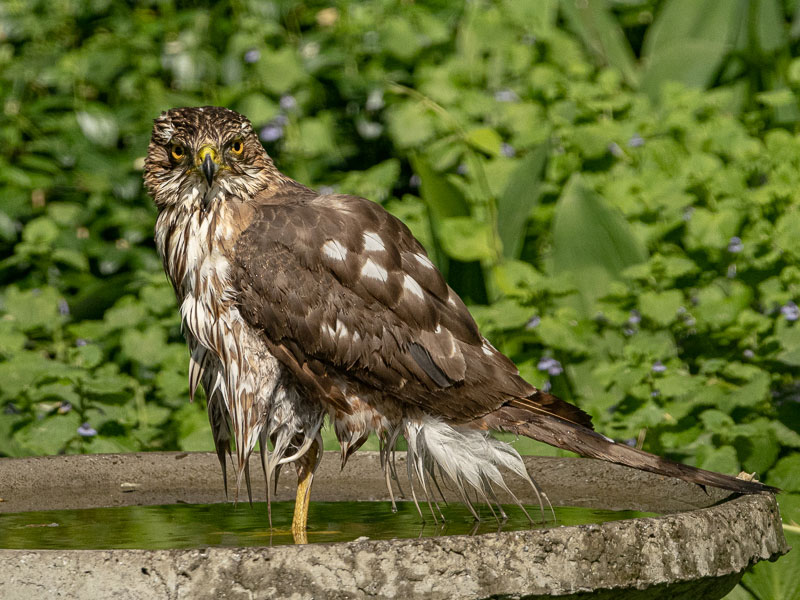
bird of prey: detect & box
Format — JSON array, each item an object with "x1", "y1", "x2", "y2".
[{"x1": 144, "y1": 106, "x2": 773, "y2": 535}]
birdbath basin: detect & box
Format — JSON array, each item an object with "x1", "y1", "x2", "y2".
[{"x1": 0, "y1": 451, "x2": 788, "y2": 599}]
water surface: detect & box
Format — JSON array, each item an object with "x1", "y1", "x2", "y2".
[{"x1": 0, "y1": 501, "x2": 657, "y2": 550}]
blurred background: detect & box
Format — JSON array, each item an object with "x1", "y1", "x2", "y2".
[{"x1": 0, "y1": 1, "x2": 799, "y2": 596}]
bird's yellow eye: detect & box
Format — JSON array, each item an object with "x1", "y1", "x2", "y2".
[
  {"x1": 171, "y1": 144, "x2": 186, "y2": 160},
  {"x1": 230, "y1": 140, "x2": 243, "y2": 155}
]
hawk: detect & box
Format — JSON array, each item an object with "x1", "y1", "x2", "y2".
[{"x1": 144, "y1": 106, "x2": 773, "y2": 534}]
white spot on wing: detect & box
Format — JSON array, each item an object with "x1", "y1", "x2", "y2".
[
  {"x1": 414, "y1": 253, "x2": 435, "y2": 269},
  {"x1": 335, "y1": 318, "x2": 349, "y2": 340},
  {"x1": 361, "y1": 258, "x2": 388, "y2": 282},
  {"x1": 323, "y1": 239, "x2": 348, "y2": 262},
  {"x1": 403, "y1": 274, "x2": 425, "y2": 300},
  {"x1": 481, "y1": 339, "x2": 494, "y2": 356},
  {"x1": 363, "y1": 231, "x2": 385, "y2": 252}
]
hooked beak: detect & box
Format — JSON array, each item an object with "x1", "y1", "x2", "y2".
[{"x1": 197, "y1": 145, "x2": 220, "y2": 187}]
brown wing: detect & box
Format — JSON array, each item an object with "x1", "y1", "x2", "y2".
[{"x1": 231, "y1": 184, "x2": 592, "y2": 427}]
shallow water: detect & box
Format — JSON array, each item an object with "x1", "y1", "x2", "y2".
[{"x1": 0, "y1": 501, "x2": 657, "y2": 550}]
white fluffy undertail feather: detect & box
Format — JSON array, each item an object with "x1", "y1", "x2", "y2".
[{"x1": 390, "y1": 415, "x2": 553, "y2": 523}]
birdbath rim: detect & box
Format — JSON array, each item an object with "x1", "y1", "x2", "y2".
[{"x1": 0, "y1": 451, "x2": 788, "y2": 600}]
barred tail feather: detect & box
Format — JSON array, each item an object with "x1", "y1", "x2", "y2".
[{"x1": 484, "y1": 406, "x2": 777, "y2": 495}]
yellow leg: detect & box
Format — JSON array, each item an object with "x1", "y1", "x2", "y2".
[{"x1": 291, "y1": 441, "x2": 318, "y2": 544}]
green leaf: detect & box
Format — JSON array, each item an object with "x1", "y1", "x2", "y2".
[
  {"x1": 15, "y1": 412, "x2": 81, "y2": 456},
  {"x1": 469, "y1": 298, "x2": 535, "y2": 331},
  {"x1": 21, "y1": 217, "x2": 59, "y2": 246},
  {"x1": 738, "y1": 528, "x2": 800, "y2": 600},
  {"x1": 255, "y1": 47, "x2": 306, "y2": 94},
  {"x1": 234, "y1": 93, "x2": 279, "y2": 125},
  {"x1": 120, "y1": 326, "x2": 167, "y2": 367},
  {"x1": 641, "y1": 0, "x2": 743, "y2": 100},
  {"x1": 83, "y1": 374, "x2": 134, "y2": 403},
  {"x1": 697, "y1": 444, "x2": 740, "y2": 474},
  {"x1": 491, "y1": 260, "x2": 544, "y2": 298},
  {"x1": 175, "y1": 403, "x2": 214, "y2": 452},
  {"x1": 774, "y1": 208, "x2": 800, "y2": 261},
  {"x1": 551, "y1": 175, "x2": 647, "y2": 313},
  {"x1": 641, "y1": 40, "x2": 730, "y2": 100},
  {"x1": 559, "y1": 0, "x2": 639, "y2": 87},
  {"x1": 497, "y1": 142, "x2": 548, "y2": 259},
  {"x1": 735, "y1": 424, "x2": 779, "y2": 475},
  {"x1": 1, "y1": 286, "x2": 63, "y2": 333},
  {"x1": 465, "y1": 127, "x2": 502, "y2": 156},
  {"x1": 694, "y1": 281, "x2": 752, "y2": 330},
  {"x1": 767, "y1": 455, "x2": 800, "y2": 492},
  {"x1": 412, "y1": 156, "x2": 470, "y2": 222},
  {"x1": 52, "y1": 248, "x2": 90, "y2": 271},
  {"x1": 387, "y1": 102, "x2": 436, "y2": 149},
  {"x1": 439, "y1": 217, "x2": 494, "y2": 262},
  {"x1": 103, "y1": 298, "x2": 148, "y2": 331},
  {"x1": 0, "y1": 321, "x2": 26, "y2": 355},
  {"x1": 411, "y1": 155, "x2": 470, "y2": 269},
  {"x1": 753, "y1": 0, "x2": 787, "y2": 55},
  {"x1": 776, "y1": 324, "x2": 800, "y2": 367},
  {"x1": 638, "y1": 290, "x2": 684, "y2": 326}
]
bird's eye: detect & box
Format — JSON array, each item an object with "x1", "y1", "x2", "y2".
[
  {"x1": 230, "y1": 140, "x2": 243, "y2": 155},
  {"x1": 171, "y1": 144, "x2": 186, "y2": 161}
]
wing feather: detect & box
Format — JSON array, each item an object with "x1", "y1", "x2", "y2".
[{"x1": 231, "y1": 187, "x2": 592, "y2": 427}]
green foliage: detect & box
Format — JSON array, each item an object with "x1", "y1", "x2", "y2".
[{"x1": 0, "y1": 1, "x2": 799, "y2": 591}]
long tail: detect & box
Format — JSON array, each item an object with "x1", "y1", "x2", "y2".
[{"x1": 480, "y1": 398, "x2": 777, "y2": 495}]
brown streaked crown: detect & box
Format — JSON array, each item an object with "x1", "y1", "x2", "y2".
[{"x1": 143, "y1": 106, "x2": 276, "y2": 208}]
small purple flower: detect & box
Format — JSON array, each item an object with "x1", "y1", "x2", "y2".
[
  {"x1": 781, "y1": 301, "x2": 800, "y2": 321},
  {"x1": 526, "y1": 315, "x2": 541, "y2": 330},
  {"x1": 58, "y1": 402, "x2": 72, "y2": 414},
  {"x1": 651, "y1": 389, "x2": 660, "y2": 398},
  {"x1": 651, "y1": 360, "x2": 666, "y2": 373},
  {"x1": 537, "y1": 357, "x2": 556, "y2": 371},
  {"x1": 623, "y1": 327, "x2": 636, "y2": 336},
  {"x1": 538, "y1": 357, "x2": 563, "y2": 376},
  {"x1": 500, "y1": 143, "x2": 516, "y2": 158},
  {"x1": 409, "y1": 174, "x2": 421, "y2": 188},
  {"x1": 259, "y1": 123, "x2": 284, "y2": 142},
  {"x1": 76, "y1": 338, "x2": 87, "y2": 347},
  {"x1": 628, "y1": 310, "x2": 641, "y2": 325},
  {"x1": 743, "y1": 349, "x2": 755, "y2": 359},
  {"x1": 280, "y1": 94, "x2": 297, "y2": 111},
  {"x1": 728, "y1": 236, "x2": 743, "y2": 253},
  {"x1": 456, "y1": 163, "x2": 468, "y2": 175},
  {"x1": 244, "y1": 49, "x2": 260, "y2": 63},
  {"x1": 624, "y1": 438, "x2": 636, "y2": 447},
  {"x1": 542, "y1": 380, "x2": 552, "y2": 393},
  {"x1": 628, "y1": 134, "x2": 644, "y2": 148},
  {"x1": 494, "y1": 89, "x2": 519, "y2": 103},
  {"x1": 77, "y1": 423, "x2": 97, "y2": 437},
  {"x1": 58, "y1": 299, "x2": 70, "y2": 317},
  {"x1": 608, "y1": 142, "x2": 624, "y2": 158}
]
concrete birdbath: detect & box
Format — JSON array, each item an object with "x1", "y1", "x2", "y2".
[{"x1": 0, "y1": 451, "x2": 788, "y2": 599}]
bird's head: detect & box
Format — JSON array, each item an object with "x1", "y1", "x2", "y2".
[{"x1": 144, "y1": 106, "x2": 277, "y2": 210}]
